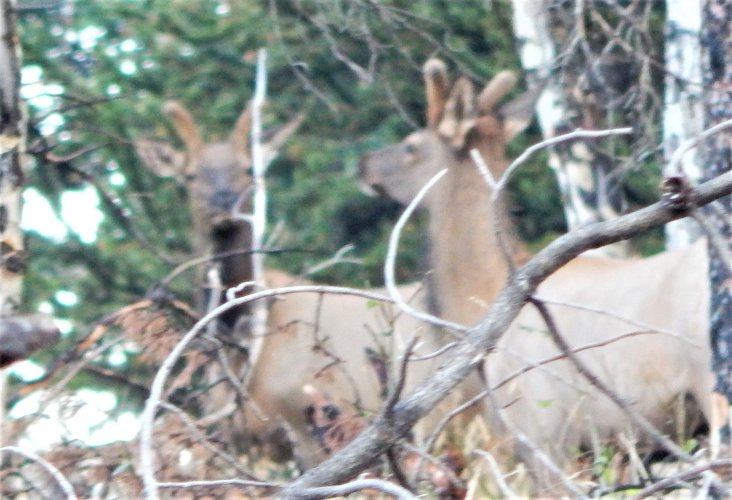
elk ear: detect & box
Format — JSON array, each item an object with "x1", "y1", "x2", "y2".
[
  {"x1": 478, "y1": 70, "x2": 518, "y2": 113},
  {"x1": 423, "y1": 58, "x2": 449, "y2": 129},
  {"x1": 498, "y1": 85, "x2": 542, "y2": 142},
  {"x1": 262, "y1": 112, "x2": 305, "y2": 166},
  {"x1": 437, "y1": 77, "x2": 477, "y2": 150},
  {"x1": 134, "y1": 139, "x2": 187, "y2": 181},
  {"x1": 163, "y1": 101, "x2": 204, "y2": 158},
  {"x1": 229, "y1": 102, "x2": 253, "y2": 165}
]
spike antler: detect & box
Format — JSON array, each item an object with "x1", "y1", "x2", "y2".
[
  {"x1": 437, "y1": 76, "x2": 477, "y2": 149},
  {"x1": 478, "y1": 70, "x2": 518, "y2": 114},
  {"x1": 423, "y1": 58, "x2": 449, "y2": 129}
]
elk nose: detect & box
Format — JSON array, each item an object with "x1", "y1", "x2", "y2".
[
  {"x1": 357, "y1": 154, "x2": 380, "y2": 195},
  {"x1": 210, "y1": 189, "x2": 241, "y2": 212},
  {"x1": 357, "y1": 153, "x2": 371, "y2": 177}
]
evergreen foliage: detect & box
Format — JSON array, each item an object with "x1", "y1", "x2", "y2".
[{"x1": 13, "y1": 0, "x2": 658, "y2": 402}]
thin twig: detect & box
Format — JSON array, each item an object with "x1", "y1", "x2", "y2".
[
  {"x1": 486, "y1": 391, "x2": 587, "y2": 497},
  {"x1": 668, "y1": 117, "x2": 732, "y2": 173},
  {"x1": 629, "y1": 458, "x2": 732, "y2": 499},
  {"x1": 473, "y1": 449, "x2": 517, "y2": 498},
  {"x1": 384, "y1": 168, "x2": 468, "y2": 335},
  {"x1": 495, "y1": 127, "x2": 634, "y2": 193},
  {"x1": 528, "y1": 297, "x2": 693, "y2": 464},
  {"x1": 158, "y1": 402, "x2": 263, "y2": 481},
  {"x1": 533, "y1": 295, "x2": 702, "y2": 347},
  {"x1": 384, "y1": 337, "x2": 420, "y2": 417},
  {"x1": 492, "y1": 328, "x2": 659, "y2": 392},
  {"x1": 0, "y1": 446, "x2": 77, "y2": 500},
  {"x1": 140, "y1": 284, "x2": 427, "y2": 499},
  {"x1": 470, "y1": 148, "x2": 518, "y2": 275},
  {"x1": 407, "y1": 341, "x2": 459, "y2": 361},
  {"x1": 300, "y1": 244, "x2": 361, "y2": 278},
  {"x1": 423, "y1": 388, "x2": 486, "y2": 454},
  {"x1": 279, "y1": 478, "x2": 418, "y2": 500},
  {"x1": 157, "y1": 478, "x2": 278, "y2": 491}
]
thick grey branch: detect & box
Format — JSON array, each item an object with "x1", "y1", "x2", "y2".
[{"x1": 280, "y1": 169, "x2": 732, "y2": 495}]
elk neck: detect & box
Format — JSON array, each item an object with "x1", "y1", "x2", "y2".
[{"x1": 425, "y1": 143, "x2": 526, "y2": 326}]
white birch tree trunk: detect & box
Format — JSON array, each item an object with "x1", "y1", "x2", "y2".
[
  {"x1": 0, "y1": 0, "x2": 25, "y2": 443},
  {"x1": 511, "y1": 0, "x2": 627, "y2": 256},
  {"x1": 663, "y1": 0, "x2": 704, "y2": 249}
]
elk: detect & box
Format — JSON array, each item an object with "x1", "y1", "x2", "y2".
[
  {"x1": 359, "y1": 58, "x2": 712, "y2": 486},
  {"x1": 136, "y1": 101, "x2": 302, "y2": 331},
  {"x1": 136, "y1": 99, "x2": 482, "y2": 469}
]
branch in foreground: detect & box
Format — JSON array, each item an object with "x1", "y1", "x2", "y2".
[
  {"x1": 529, "y1": 298, "x2": 690, "y2": 461},
  {"x1": 279, "y1": 169, "x2": 732, "y2": 495},
  {"x1": 278, "y1": 478, "x2": 417, "y2": 500},
  {"x1": 0, "y1": 446, "x2": 77, "y2": 500},
  {"x1": 628, "y1": 458, "x2": 732, "y2": 499},
  {"x1": 139, "y1": 285, "x2": 423, "y2": 499}
]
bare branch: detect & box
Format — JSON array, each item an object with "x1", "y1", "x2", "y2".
[
  {"x1": 495, "y1": 127, "x2": 634, "y2": 193},
  {"x1": 157, "y1": 478, "x2": 278, "y2": 491},
  {"x1": 279, "y1": 167, "x2": 732, "y2": 493},
  {"x1": 139, "y1": 283, "x2": 426, "y2": 499},
  {"x1": 668, "y1": 117, "x2": 732, "y2": 174},
  {"x1": 628, "y1": 459, "x2": 732, "y2": 499},
  {"x1": 278, "y1": 478, "x2": 417, "y2": 500},
  {"x1": 473, "y1": 449, "x2": 517, "y2": 498},
  {"x1": 384, "y1": 168, "x2": 468, "y2": 335},
  {"x1": 0, "y1": 446, "x2": 77, "y2": 500},
  {"x1": 530, "y1": 297, "x2": 691, "y2": 461}
]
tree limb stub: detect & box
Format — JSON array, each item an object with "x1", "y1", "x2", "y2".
[{"x1": 0, "y1": 313, "x2": 59, "y2": 369}]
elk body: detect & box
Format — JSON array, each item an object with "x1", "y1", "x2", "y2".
[
  {"x1": 137, "y1": 100, "x2": 465, "y2": 468},
  {"x1": 359, "y1": 59, "x2": 712, "y2": 484}
]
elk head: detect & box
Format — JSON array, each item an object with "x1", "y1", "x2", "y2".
[
  {"x1": 359, "y1": 59, "x2": 539, "y2": 324},
  {"x1": 136, "y1": 102, "x2": 302, "y2": 322},
  {"x1": 359, "y1": 58, "x2": 537, "y2": 205}
]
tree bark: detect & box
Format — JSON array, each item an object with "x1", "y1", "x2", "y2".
[
  {"x1": 0, "y1": 0, "x2": 24, "y2": 316},
  {"x1": 511, "y1": 0, "x2": 628, "y2": 256},
  {"x1": 0, "y1": 0, "x2": 25, "y2": 440},
  {"x1": 701, "y1": 0, "x2": 732, "y2": 444}
]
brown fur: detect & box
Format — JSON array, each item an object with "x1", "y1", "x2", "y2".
[
  {"x1": 245, "y1": 270, "x2": 468, "y2": 466},
  {"x1": 359, "y1": 58, "x2": 712, "y2": 489}
]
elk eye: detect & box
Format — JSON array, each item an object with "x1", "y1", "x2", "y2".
[{"x1": 404, "y1": 143, "x2": 417, "y2": 155}]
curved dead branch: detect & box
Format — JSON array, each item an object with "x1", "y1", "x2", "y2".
[{"x1": 278, "y1": 168, "x2": 732, "y2": 495}]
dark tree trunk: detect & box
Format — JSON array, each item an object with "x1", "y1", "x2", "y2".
[{"x1": 702, "y1": 0, "x2": 732, "y2": 434}]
